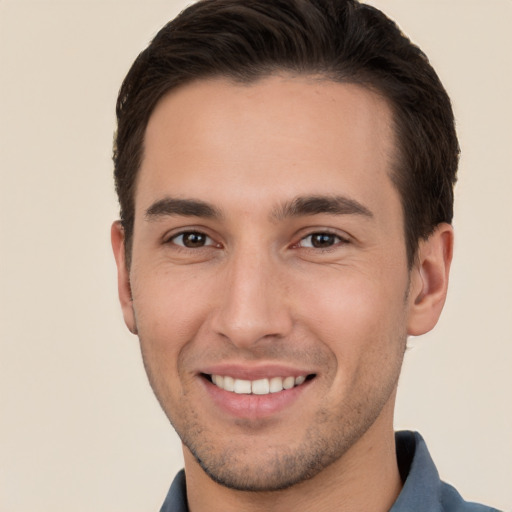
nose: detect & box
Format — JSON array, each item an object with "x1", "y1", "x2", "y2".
[{"x1": 210, "y1": 248, "x2": 293, "y2": 349}]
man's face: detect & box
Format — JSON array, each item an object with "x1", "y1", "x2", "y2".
[{"x1": 114, "y1": 76, "x2": 428, "y2": 490}]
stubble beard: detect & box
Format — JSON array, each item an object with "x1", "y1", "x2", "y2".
[
  {"x1": 178, "y1": 402, "x2": 391, "y2": 492},
  {"x1": 141, "y1": 342, "x2": 406, "y2": 493}
]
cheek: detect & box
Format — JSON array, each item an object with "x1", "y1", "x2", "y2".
[
  {"x1": 130, "y1": 269, "x2": 219, "y2": 411},
  {"x1": 295, "y1": 268, "x2": 408, "y2": 362},
  {"x1": 299, "y1": 275, "x2": 408, "y2": 412},
  {"x1": 131, "y1": 268, "x2": 216, "y2": 356}
]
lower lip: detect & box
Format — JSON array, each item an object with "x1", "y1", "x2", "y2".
[{"x1": 201, "y1": 377, "x2": 313, "y2": 420}]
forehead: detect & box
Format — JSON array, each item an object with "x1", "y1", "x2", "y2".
[{"x1": 137, "y1": 75, "x2": 400, "y2": 223}]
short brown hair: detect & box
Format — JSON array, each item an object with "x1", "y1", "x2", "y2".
[{"x1": 114, "y1": 0, "x2": 459, "y2": 266}]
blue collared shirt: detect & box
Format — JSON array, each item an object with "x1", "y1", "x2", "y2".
[{"x1": 160, "y1": 431, "x2": 500, "y2": 512}]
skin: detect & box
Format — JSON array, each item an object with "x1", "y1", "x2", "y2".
[{"x1": 112, "y1": 75, "x2": 453, "y2": 512}]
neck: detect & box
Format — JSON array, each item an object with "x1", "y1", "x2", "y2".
[{"x1": 183, "y1": 404, "x2": 402, "y2": 512}]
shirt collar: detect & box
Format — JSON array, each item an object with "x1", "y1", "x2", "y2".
[{"x1": 390, "y1": 431, "x2": 443, "y2": 512}]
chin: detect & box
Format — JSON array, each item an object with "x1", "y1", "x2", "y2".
[
  {"x1": 190, "y1": 445, "x2": 332, "y2": 492},
  {"x1": 179, "y1": 411, "x2": 376, "y2": 492}
]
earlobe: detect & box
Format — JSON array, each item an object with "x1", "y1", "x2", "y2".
[
  {"x1": 407, "y1": 223, "x2": 454, "y2": 336},
  {"x1": 111, "y1": 221, "x2": 138, "y2": 334}
]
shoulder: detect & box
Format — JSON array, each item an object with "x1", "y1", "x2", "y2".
[
  {"x1": 439, "y1": 481, "x2": 502, "y2": 512},
  {"x1": 392, "y1": 431, "x2": 503, "y2": 512}
]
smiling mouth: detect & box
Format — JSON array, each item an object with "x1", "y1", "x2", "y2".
[{"x1": 204, "y1": 374, "x2": 315, "y2": 395}]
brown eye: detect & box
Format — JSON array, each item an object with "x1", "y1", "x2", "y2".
[
  {"x1": 299, "y1": 233, "x2": 345, "y2": 249},
  {"x1": 172, "y1": 232, "x2": 213, "y2": 248},
  {"x1": 311, "y1": 234, "x2": 337, "y2": 248}
]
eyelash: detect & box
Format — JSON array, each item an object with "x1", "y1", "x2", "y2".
[
  {"x1": 167, "y1": 231, "x2": 218, "y2": 249},
  {"x1": 295, "y1": 232, "x2": 349, "y2": 250},
  {"x1": 165, "y1": 230, "x2": 349, "y2": 251}
]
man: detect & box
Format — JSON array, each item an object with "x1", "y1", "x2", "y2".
[{"x1": 111, "y1": 1, "x2": 500, "y2": 511}]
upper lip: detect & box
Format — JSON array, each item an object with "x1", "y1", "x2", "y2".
[{"x1": 199, "y1": 363, "x2": 315, "y2": 380}]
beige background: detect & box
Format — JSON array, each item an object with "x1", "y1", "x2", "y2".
[{"x1": 0, "y1": 0, "x2": 511, "y2": 510}]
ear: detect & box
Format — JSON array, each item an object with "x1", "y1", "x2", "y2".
[
  {"x1": 111, "y1": 221, "x2": 137, "y2": 334},
  {"x1": 407, "y1": 223, "x2": 454, "y2": 336}
]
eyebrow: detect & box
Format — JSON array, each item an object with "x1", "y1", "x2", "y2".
[
  {"x1": 271, "y1": 195, "x2": 373, "y2": 220},
  {"x1": 144, "y1": 194, "x2": 372, "y2": 222},
  {"x1": 145, "y1": 197, "x2": 222, "y2": 220}
]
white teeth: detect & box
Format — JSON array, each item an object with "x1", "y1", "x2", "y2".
[
  {"x1": 233, "y1": 378, "x2": 252, "y2": 394},
  {"x1": 223, "y1": 375, "x2": 234, "y2": 392},
  {"x1": 210, "y1": 374, "x2": 309, "y2": 395},
  {"x1": 252, "y1": 378, "x2": 270, "y2": 395},
  {"x1": 269, "y1": 376, "x2": 284, "y2": 393},
  {"x1": 283, "y1": 376, "x2": 295, "y2": 389}
]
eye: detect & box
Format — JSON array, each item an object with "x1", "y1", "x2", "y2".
[
  {"x1": 170, "y1": 231, "x2": 216, "y2": 248},
  {"x1": 297, "y1": 232, "x2": 346, "y2": 249}
]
